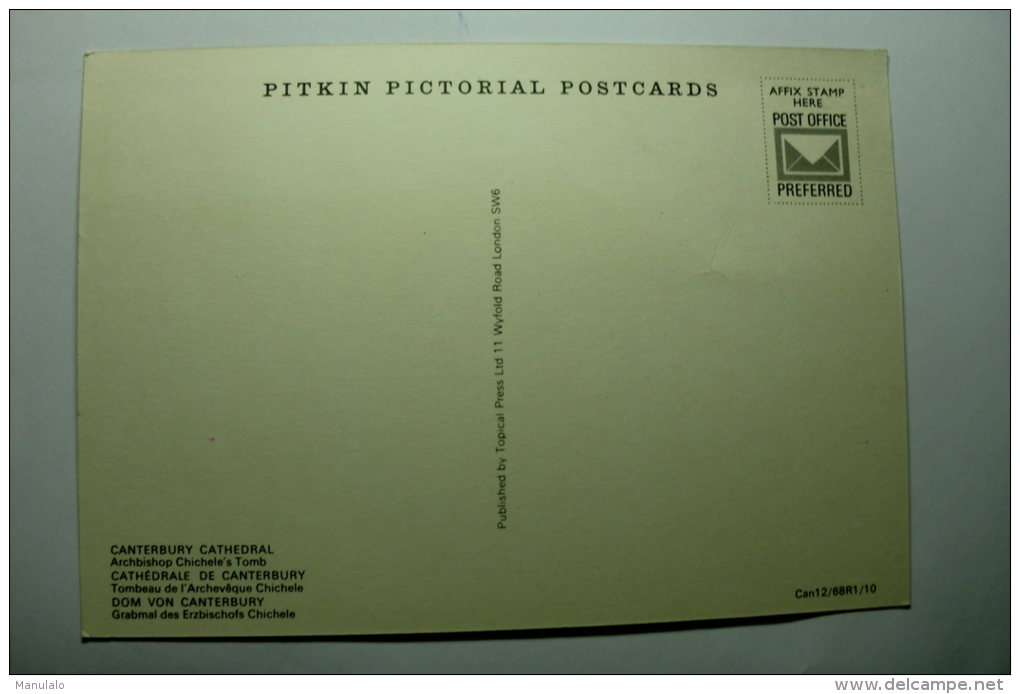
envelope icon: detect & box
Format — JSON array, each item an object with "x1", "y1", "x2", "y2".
[{"x1": 775, "y1": 127, "x2": 851, "y2": 181}]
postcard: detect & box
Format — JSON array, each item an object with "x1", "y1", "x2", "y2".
[{"x1": 77, "y1": 44, "x2": 909, "y2": 637}]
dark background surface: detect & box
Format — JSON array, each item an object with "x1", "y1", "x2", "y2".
[{"x1": 10, "y1": 10, "x2": 1009, "y2": 673}]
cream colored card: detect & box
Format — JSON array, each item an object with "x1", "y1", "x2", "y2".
[{"x1": 76, "y1": 43, "x2": 909, "y2": 637}]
